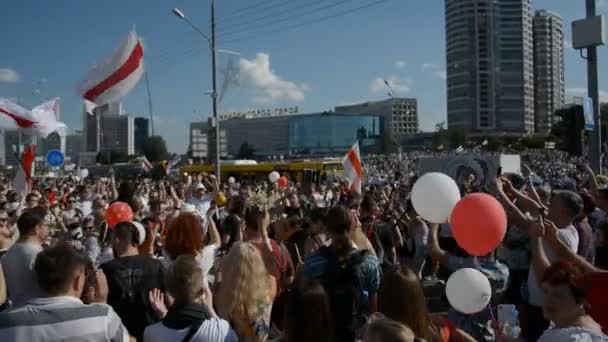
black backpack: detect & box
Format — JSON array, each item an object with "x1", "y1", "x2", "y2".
[{"x1": 319, "y1": 246, "x2": 369, "y2": 342}]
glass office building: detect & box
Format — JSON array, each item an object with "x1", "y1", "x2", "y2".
[{"x1": 289, "y1": 114, "x2": 383, "y2": 154}]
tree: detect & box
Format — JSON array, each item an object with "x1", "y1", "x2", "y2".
[
  {"x1": 448, "y1": 129, "x2": 467, "y2": 148},
  {"x1": 96, "y1": 151, "x2": 128, "y2": 164},
  {"x1": 142, "y1": 136, "x2": 169, "y2": 162},
  {"x1": 237, "y1": 141, "x2": 255, "y2": 158},
  {"x1": 520, "y1": 136, "x2": 545, "y2": 149}
]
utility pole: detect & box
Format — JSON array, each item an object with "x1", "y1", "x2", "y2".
[
  {"x1": 587, "y1": 0, "x2": 602, "y2": 173},
  {"x1": 144, "y1": 71, "x2": 155, "y2": 136},
  {"x1": 211, "y1": 0, "x2": 221, "y2": 179}
]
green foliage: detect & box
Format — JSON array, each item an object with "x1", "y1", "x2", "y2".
[
  {"x1": 142, "y1": 136, "x2": 169, "y2": 162},
  {"x1": 96, "y1": 151, "x2": 128, "y2": 164}
]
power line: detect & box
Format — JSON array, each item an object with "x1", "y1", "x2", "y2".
[
  {"x1": 219, "y1": 0, "x2": 356, "y2": 40},
  {"x1": 217, "y1": 0, "x2": 327, "y2": 34},
  {"x1": 221, "y1": 0, "x2": 285, "y2": 21},
  {"x1": 222, "y1": 0, "x2": 389, "y2": 44},
  {"x1": 150, "y1": 0, "x2": 390, "y2": 74}
]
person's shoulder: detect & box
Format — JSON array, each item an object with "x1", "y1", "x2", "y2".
[{"x1": 199, "y1": 317, "x2": 239, "y2": 341}]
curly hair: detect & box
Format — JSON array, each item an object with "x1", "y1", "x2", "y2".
[
  {"x1": 541, "y1": 261, "x2": 588, "y2": 305},
  {"x1": 216, "y1": 242, "x2": 273, "y2": 321},
  {"x1": 164, "y1": 213, "x2": 204, "y2": 260}
]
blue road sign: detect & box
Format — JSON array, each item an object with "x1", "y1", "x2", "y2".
[{"x1": 47, "y1": 150, "x2": 64, "y2": 167}]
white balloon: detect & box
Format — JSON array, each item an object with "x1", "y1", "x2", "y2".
[
  {"x1": 228, "y1": 176, "x2": 236, "y2": 184},
  {"x1": 268, "y1": 171, "x2": 280, "y2": 183},
  {"x1": 411, "y1": 172, "x2": 460, "y2": 223},
  {"x1": 446, "y1": 268, "x2": 492, "y2": 314},
  {"x1": 78, "y1": 169, "x2": 89, "y2": 179}
]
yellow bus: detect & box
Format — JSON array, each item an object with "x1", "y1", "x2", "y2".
[{"x1": 179, "y1": 159, "x2": 343, "y2": 183}]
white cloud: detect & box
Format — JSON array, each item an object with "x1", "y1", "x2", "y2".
[
  {"x1": 395, "y1": 60, "x2": 407, "y2": 69},
  {"x1": 369, "y1": 76, "x2": 411, "y2": 94},
  {"x1": 422, "y1": 63, "x2": 446, "y2": 80},
  {"x1": 433, "y1": 69, "x2": 447, "y2": 80},
  {"x1": 239, "y1": 53, "x2": 307, "y2": 104},
  {"x1": 566, "y1": 88, "x2": 608, "y2": 102},
  {"x1": 0, "y1": 68, "x2": 19, "y2": 83},
  {"x1": 564, "y1": 39, "x2": 573, "y2": 50},
  {"x1": 422, "y1": 63, "x2": 437, "y2": 71}
]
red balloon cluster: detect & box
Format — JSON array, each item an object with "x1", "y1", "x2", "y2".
[
  {"x1": 105, "y1": 202, "x2": 134, "y2": 229},
  {"x1": 278, "y1": 176, "x2": 288, "y2": 188},
  {"x1": 450, "y1": 193, "x2": 507, "y2": 257}
]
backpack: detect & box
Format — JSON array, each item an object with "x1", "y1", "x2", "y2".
[{"x1": 319, "y1": 246, "x2": 369, "y2": 342}]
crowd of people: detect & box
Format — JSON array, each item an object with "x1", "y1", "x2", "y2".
[{"x1": 0, "y1": 150, "x2": 606, "y2": 341}]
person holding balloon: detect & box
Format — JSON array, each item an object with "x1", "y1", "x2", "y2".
[
  {"x1": 100, "y1": 210, "x2": 166, "y2": 342},
  {"x1": 494, "y1": 178, "x2": 583, "y2": 342}
]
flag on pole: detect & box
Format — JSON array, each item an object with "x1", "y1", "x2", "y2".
[
  {"x1": 78, "y1": 28, "x2": 144, "y2": 114},
  {"x1": 456, "y1": 145, "x2": 464, "y2": 153},
  {"x1": 342, "y1": 141, "x2": 363, "y2": 194},
  {"x1": 136, "y1": 156, "x2": 153, "y2": 172},
  {"x1": 482, "y1": 139, "x2": 488, "y2": 146},
  {"x1": 0, "y1": 98, "x2": 67, "y2": 138},
  {"x1": 13, "y1": 145, "x2": 36, "y2": 197},
  {"x1": 163, "y1": 157, "x2": 180, "y2": 173}
]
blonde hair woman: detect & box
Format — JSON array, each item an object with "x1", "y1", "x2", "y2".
[
  {"x1": 216, "y1": 242, "x2": 276, "y2": 342},
  {"x1": 362, "y1": 316, "x2": 423, "y2": 342}
]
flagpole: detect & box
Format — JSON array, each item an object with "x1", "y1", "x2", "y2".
[{"x1": 144, "y1": 71, "x2": 155, "y2": 136}]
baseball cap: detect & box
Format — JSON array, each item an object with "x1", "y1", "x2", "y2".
[{"x1": 195, "y1": 183, "x2": 206, "y2": 191}]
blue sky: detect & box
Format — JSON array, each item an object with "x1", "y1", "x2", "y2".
[{"x1": 0, "y1": 0, "x2": 607, "y2": 153}]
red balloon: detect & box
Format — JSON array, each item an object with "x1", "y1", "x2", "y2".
[
  {"x1": 278, "y1": 176, "x2": 288, "y2": 188},
  {"x1": 105, "y1": 202, "x2": 134, "y2": 229},
  {"x1": 450, "y1": 193, "x2": 507, "y2": 257}
]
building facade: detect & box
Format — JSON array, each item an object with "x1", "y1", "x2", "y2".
[
  {"x1": 84, "y1": 103, "x2": 134, "y2": 156},
  {"x1": 335, "y1": 98, "x2": 418, "y2": 139},
  {"x1": 445, "y1": 0, "x2": 535, "y2": 134},
  {"x1": 533, "y1": 10, "x2": 565, "y2": 134},
  {"x1": 134, "y1": 118, "x2": 150, "y2": 155},
  {"x1": 189, "y1": 120, "x2": 227, "y2": 161},
  {"x1": 65, "y1": 133, "x2": 84, "y2": 164},
  {"x1": 190, "y1": 112, "x2": 384, "y2": 158}
]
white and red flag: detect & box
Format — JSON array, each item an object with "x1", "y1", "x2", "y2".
[
  {"x1": 136, "y1": 156, "x2": 153, "y2": 172},
  {"x1": 13, "y1": 144, "x2": 36, "y2": 197},
  {"x1": 78, "y1": 28, "x2": 144, "y2": 114},
  {"x1": 342, "y1": 141, "x2": 363, "y2": 194},
  {"x1": 0, "y1": 97, "x2": 67, "y2": 138}
]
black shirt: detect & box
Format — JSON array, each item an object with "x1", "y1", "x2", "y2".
[{"x1": 101, "y1": 255, "x2": 165, "y2": 341}]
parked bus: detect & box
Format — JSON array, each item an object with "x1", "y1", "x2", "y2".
[{"x1": 179, "y1": 159, "x2": 343, "y2": 184}]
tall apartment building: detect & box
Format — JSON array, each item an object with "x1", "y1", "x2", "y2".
[
  {"x1": 134, "y1": 117, "x2": 150, "y2": 155},
  {"x1": 533, "y1": 10, "x2": 565, "y2": 134},
  {"x1": 84, "y1": 103, "x2": 134, "y2": 156},
  {"x1": 445, "y1": 0, "x2": 535, "y2": 134},
  {"x1": 189, "y1": 120, "x2": 227, "y2": 161},
  {"x1": 335, "y1": 98, "x2": 418, "y2": 138}
]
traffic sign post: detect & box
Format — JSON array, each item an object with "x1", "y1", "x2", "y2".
[{"x1": 47, "y1": 150, "x2": 65, "y2": 167}]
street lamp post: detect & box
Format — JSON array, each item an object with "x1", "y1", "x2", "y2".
[{"x1": 172, "y1": 1, "x2": 221, "y2": 179}]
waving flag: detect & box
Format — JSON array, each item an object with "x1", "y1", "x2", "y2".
[
  {"x1": 0, "y1": 98, "x2": 67, "y2": 138},
  {"x1": 342, "y1": 141, "x2": 363, "y2": 194},
  {"x1": 78, "y1": 28, "x2": 144, "y2": 114},
  {"x1": 13, "y1": 145, "x2": 36, "y2": 197}
]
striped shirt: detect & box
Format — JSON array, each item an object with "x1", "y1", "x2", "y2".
[{"x1": 0, "y1": 296, "x2": 130, "y2": 341}]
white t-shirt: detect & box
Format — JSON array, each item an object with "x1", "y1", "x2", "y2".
[
  {"x1": 143, "y1": 317, "x2": 238, "y2": 342},
  {"x1": 528, "y1": 225, "x2": 579, "y2": 306},
  {"x1": 188, "y1": 195, "x2": 212, "y2": 218},
  {"x1": 1, "y1": 242, "x2": 43, "y2": 307},
  {"x1": 538, "y1": 326, "x2": 608, "y2": 342}
]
